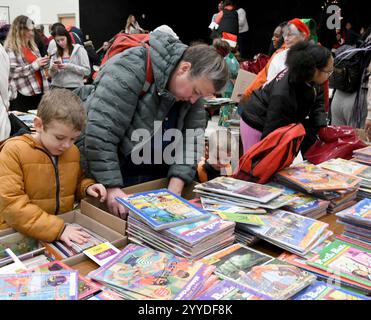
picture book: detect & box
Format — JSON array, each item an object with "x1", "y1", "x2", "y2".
[
  {"x1": 202, "y1": 244, "x2": 274, "y2": 282},
  {"x1": 27, "y1": 260, "x2": 101, "y2": 300},
  {"x1": 354, "y1": 146, "x2": 371, "y2": 158},
  {"x1": 89, "y1": 244, "x2": 215, "y2": 300},
  {"x1": 238, "y1": 259, "x2": 316, "y2": 300},
  {"x1": 88, "y1": 290, "x2": 124, "y2": 300},
  {"x1": 308, "y1": 239, "x2": 371, "y2": 290},
  {"x1": 276, "y1": 163, "x2": 361, "y2": 192},
  {"x1": 318, "y1": 158, "x2": 370, "y2": 177},
  {"x1": 244, "y1": 210, "x2": 329, "y2": 254},
  {"x1": 215, "y1": 212, "x2": 265, "y2": 226},
  {"x1": 197, "y1": 280, "x2": 271, "y2": 300},
  {"x1": 200, "y1": 198, "x2": 267, "y2": 215},
  {"x1": 0, "y1": 271, "x2": 79, "y2": 300},
  {"x1": 195, "y1": 177, "x2": 283, "y2": 203},
  {"x1": 293, "y1": 281, "x2": 370, "y2": 300},
  {"x1": 336, "y1": 199, "x2": 371, "y2": 226},
  {"x1": 84, "y1": 242, "x2": 121, "y2": 266},
  {"x1": 116, "y1": 189, "x2": 209, "y2": 231}
]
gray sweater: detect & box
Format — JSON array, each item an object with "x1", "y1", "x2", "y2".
[
  {"x1": 75, "y1": 31, "x2": 206, "y2": 188},
  {"x1": 49, "y1": 44, "x2": 90, "y2": 88}
]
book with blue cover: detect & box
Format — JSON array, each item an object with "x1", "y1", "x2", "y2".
[
  {"x1": 116, "y1": 189, "x2": 209, "y2": 231},
  {"x1": 336, "y1": 199, "x2": 371, "y2": 227}
]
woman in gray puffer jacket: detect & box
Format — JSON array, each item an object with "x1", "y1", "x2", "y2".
[{"x1": 76, "y1": 29, "x2": 229, "y2": 217}]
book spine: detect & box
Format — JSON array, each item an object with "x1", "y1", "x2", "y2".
[{"x1": 42, "y1": 242, "x2": 67, "y2": 261}]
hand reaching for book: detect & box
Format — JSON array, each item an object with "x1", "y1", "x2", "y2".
[
  {"x1": 87, "y1": 183, "x2": 107, "y2": 203},
  {"x1": 107, "y1": 188, "x2": 129, "y2": 219},
  {"x1": 60, "y1": 225, "x2": 91, "y2": 247}
]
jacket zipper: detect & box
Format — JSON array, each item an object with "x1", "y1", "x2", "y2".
[{"x1": 36, "y1": 147, "x2": 60, "y2": 214}]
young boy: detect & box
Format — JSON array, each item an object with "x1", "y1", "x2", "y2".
[
  {"x1": 197, "y1": 128, "x2": 238, "y2": 183},
  {"x1": 0, "y1": 89, "x2": 106, "y2": 247}
]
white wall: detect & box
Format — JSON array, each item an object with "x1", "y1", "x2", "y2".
[{"x1": 0, "y1": 0, "x2": 79, "y2": 35}]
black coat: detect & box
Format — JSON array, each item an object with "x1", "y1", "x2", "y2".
[{"x1": 239, "y1": 69, "x2": 327, "y2": 138}]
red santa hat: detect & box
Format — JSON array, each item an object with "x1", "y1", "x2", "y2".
[
  {"x1": 222, "y1": 32, "x2": 237, "y2": 48},
  {"x1": 288, "y1": 18, "x2": 310, "y2": 39}
]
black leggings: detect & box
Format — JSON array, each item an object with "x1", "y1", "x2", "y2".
[{"x1": 9, "y1": 92, "x2": 43, "y2": 112}]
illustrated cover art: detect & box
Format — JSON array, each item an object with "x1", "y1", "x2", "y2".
[
  {"x1": 215, "y1": 212, "x2": 265, "y2": 226},
  {"x1": 116, "y1": 189, "x2": 209, "y2": 231},
  {"x1": 195, "y1": 177, "x2": 283, "y2": 203},
  {"x1": 308, "y1": 239, "x2": 371, "y2": 289},
  {"x1": 0, "y1": 271, "x2": 78, "y2": 300},
  {"x1": 336, "y1": 199, "x2": 371, "y2": 226},
  {"x1": 202, "y1": 244, "x2": 274, "y2": 282},
  {"x1": 27, "y1": 260, "x2": 101, "y2": 300},
  {"x1": 318, "y1": 159, "x2": 370, "y2": 177},
  {"x1": 90, "y1": 244, "x2": 215, "y2": 300}
]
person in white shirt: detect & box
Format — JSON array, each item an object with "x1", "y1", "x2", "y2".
[
  {"x1": 125, "y1": 15, "x2": 145, "y2": 34},
  {"x1": 237, "y1": 7, "x2": 249, "y2": 59},
  {"x1": 0, "y1": 43, "x2": 11, "y2": 141}
]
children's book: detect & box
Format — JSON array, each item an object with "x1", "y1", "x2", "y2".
[
  {"x1": 84, "y1": 242, "x2": 121, "y2": 267},
  {"x1": 89, "y1": 244, "x2": 215, "y2": 300},
  {"x1": 307, "y1": 239, "x2": 371, "y2": 290},
  {"x1": 238, "y1": 259, "x2": 316, "y2": 300},
  {"x1": 336, "y1": 199, "x2": 371, "y2": 226},
  {"x1": 200, "y1": 198, "x2": 267, "y2": 215},
  {"x1": 194, "y1": 177, "x2": 283, "y2": 203},
  {"x1": 215, "y1": 212, "x2": 265, "y2": 226},
  {"x1": 0, "y1": 271, "x2": 79, "y2": 300},
  {"x1": 293, "y1": 280, "x2": 370, "y2": 300},
  {"x1": 197, "y1": 280, "x2": 271, "y2": 300},
  {"x1": 202, "y1": 244, "x2": 274, "y2": 282},
  {"x1": 27, "y1": 260, "x2": 101, "y2": 300},
  {"x1": 116, "y1": 189, "x2": 209, "y2": 231},
  {"x1": 318, "y1": 158, "x2": 370, "y2": 177}
]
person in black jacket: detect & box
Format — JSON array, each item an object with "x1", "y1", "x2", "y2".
[{"x1": 239, "y1": 41, "x2": 333, "y2": 154}]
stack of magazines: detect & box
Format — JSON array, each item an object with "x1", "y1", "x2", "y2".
[
  {"x1": 336, "y1": 198, "x2": 371, "y2": 245},
  {"x1": 88, "y1": 244, "x2": 216, "y2": 300},
  {"x1": 353, "y1": 146, "x2": 371, "y2": 165},
  {"x1": 275, "y1": 163, "x2": 361, "y2": 214},
  {"x1": 117, "y1": 189, "x2": 236, "y2": 259}
]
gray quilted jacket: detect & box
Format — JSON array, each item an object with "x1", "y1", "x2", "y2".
[{"x1": 76, "y1": 31, "x2": 206, "y2": 188}]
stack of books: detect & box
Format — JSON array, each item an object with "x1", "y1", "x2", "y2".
[
  {"x1": 238, "y1": 210, "x2": 332, "y2": 257},
  {"x1": 353, "y1": 146, "x2": 371, "y2": 165},
  {"x1": 275, "y1": 163, "x2": 361, "y2": 214},
  {"x1": 318, "y1": 158, "x2": 371, "y2": 200},
  {"x1": 88, "y1": 244, "x2": 216, "y2": 300},
  {"x1": 117, "y1": 189, "x2": 235, "y2": 259},
  {"x1": 336, "y1": 199, "x2": 371, "y2": 245}
]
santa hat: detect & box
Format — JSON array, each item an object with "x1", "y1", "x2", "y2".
[
  {"x1": 288, "y1": 18, "x2": 310, "y2": 39},
  {"x1": 222, "y1": 32, "x2": 237, "y2": 48}
]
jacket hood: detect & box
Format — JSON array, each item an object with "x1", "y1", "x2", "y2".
[
  {"x1": 0, "y1": 134, "x2": 42, "y2": 152},
  {"x1": 149, "y1": 30, "x2": 188, "y2": 92}
]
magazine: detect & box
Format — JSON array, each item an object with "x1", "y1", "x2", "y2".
[
  {"x1": 194, "y1": 177, "x2": 283, "y2": 203},
  {"x1": 307, "y1": 239, "x2": 371, "y2": 290},
  {"x1": 89, "y1": 244, "x2": 215, "y2": 300},
  {"x1": 336, "y1": 199, "x2": 371, "y2": 226},
  {"x1": 202, "y1": 244, "x2": 274, "y2": 282},
  {"x1": 215, "y1": 212, "x2": 265, "y2": 226},
  {"x1": 200, "y1": 198, "x2": 267, "y2": 215},
  {"x1": 197, "y1": 280, "x2": 271, "y2": 300},
  {"x1": 318, "y1": 158, "x2": 370, "y2": 176},
  {"x1": 0, "y1": 271, "x2": 79, "y2": 300},
  {"x1": 116, "y1": 189, "x2": 209, "y2": 231}
]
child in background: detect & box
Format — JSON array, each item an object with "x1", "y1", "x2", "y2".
[
  {"x1": 197, "y1": 128, "x2": 238, "y2": 183},
  {"x1": 0, "y1": 89, "x2": 107, "y2": 246}
]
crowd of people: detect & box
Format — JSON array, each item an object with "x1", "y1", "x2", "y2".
[{"x1": 0, "y1": 1, "x2": 370, "y2": 249}]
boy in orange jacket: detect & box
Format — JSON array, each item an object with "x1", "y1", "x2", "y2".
[{"x1": 0, "y1": 89, "x2": 106, "y2": 246}]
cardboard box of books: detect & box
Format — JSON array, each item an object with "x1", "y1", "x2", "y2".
[
  {"x1": 82, "y1": 178, "x2": 199, "y2": 217},
  {"x1": 44, "y1": 210, "x2": 127, "y2": 267}
]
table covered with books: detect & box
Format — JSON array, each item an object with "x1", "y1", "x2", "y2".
[{"x1": 1, "y1": 149, "x2": 371, "y2": 300}]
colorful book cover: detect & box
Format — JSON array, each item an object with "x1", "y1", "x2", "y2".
[
  {"x1": 277, "y1": 163, "x2": 361, "y2": 192},
  {"x1": 89, "y1": 244, "x2": 215, "y2": 300},
  {"x1": 198, "y1": 280, "x2": 271, "y2": 300},
  {"x1": 318, "y1": 158, "x2": 370, "y2": 177},
  {"x1": 201, "y1": 198, "x2": 266, "y2": 215},
  {"x1": 202, "y1": 244, "x2": 274, "y2": 282},
  {"x1": 293, "y1": 281, "x2": 370, "y2": 300},
  {"x1": 238, "y1": 259, "x2": 316, "y2": 300},
  {"x1": 215, "y1": 212, "x2": 265, "y2": 226},
  {"x1": 84, "y1": 242, "x2": 121, "y2": 266},
  {"x1": 27, "y1": 261, "x2": 101, "y2": 300},
  {"x1": 116, "y1": 189, "x2": 209, "y2": 231},
  {"x1": 308, "y1": 239, "x2": 371, "y2": 290},
  {"x1": 336, "y1": 199, "x2": 371, "y2": 226},
  {"x1": 245, "y1": 210, "x2": 329, "y2": 253},
  {"x1": 195, "y1": 177, "x2": 283, "y2": 203},
  {"x1": 0, "y1": 271, "x2": 79, "y2": 300},
  {"x1": 88, "y1": 290, "x2": 124, "y2": 300}
]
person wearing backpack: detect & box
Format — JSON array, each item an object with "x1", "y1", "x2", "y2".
[
  {"x1": 75, "y1": 30, "x2": 229, "y2": 218},
  {"x1": 239, "y1": 41, "x2": 333, "y2": 154}
]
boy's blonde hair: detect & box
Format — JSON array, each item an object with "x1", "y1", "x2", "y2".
[
  {"x1": 37, "y1": 89, "x2": 87, "y2": 131},
  {"x1": 208, "y1": 128, "x2": 238, "y2": 164}
]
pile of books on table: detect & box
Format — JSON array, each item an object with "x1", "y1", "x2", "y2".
[{"x1": 117, "y1": 189, "x2": 236, "y2": 260}]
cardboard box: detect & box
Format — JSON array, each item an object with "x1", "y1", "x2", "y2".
[
  {"x1": 47, "y1": 210, "x2": 127, "y2": 267},
  {"x1": 83, "y1": 178, "x2": 199, "y2": 217},
  {"x1": 231, "y1": 69, "x2": 256, "y2": 103}
]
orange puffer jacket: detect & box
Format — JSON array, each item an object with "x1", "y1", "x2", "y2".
[{"x1": 0, "y1": 134, "x2": 95, "y2": 242}]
